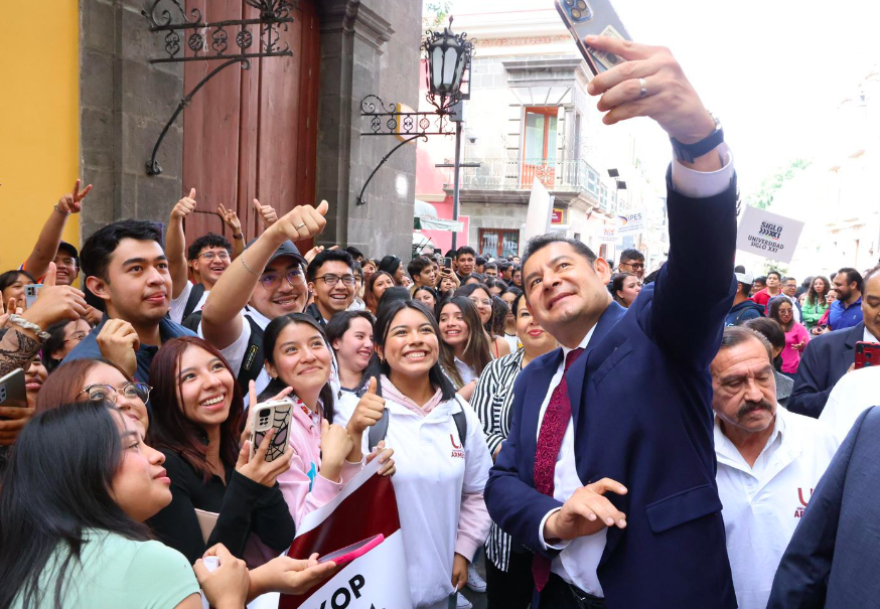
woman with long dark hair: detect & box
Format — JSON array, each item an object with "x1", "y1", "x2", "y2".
[
  {"x1": 364, "y1": 271, "x2": 395, "y2": 315},
  {"x1": 147, "y1": 336, "x2": 295, "y2": 566},
  {"x1": 768, "y1": 298, "x2": 810, "y2": 376},
  {"x1": 413, "y1": 285, "x2": 440, "y2": 312},
  {"x1": 259, "y1": 313, "x2": 392, "y2": 527},
  {"x1": 0, "y1": 269, "x2": 35, "y2": 307},
  {"x1": 438, "y1": 297, "x2": 493, "y2": 401},
  {"x1": 41, "y1": 318, "x2": 92, "y2": 373},
  {"x1": 454, "y1": 283, "x2": 511, "y2": 358},
  {"x1": 325, "y1": 310, "x2": 380, "y2": 427},
  {"x1": 367, "y1": 299, "x2": 492, "y2": 609},
  {"x1": 802, "y1": 275, "x2": 830, "y2": 331}
]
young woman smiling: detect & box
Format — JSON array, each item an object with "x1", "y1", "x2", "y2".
[
  {"x1": 146, "y1": 337, "x2": 296, "y2": 566},
  {"x1": 470, "y1": 292, "x2": 558, "y2": 608},
  {"x1": 325, "y1": 311, "x2": 379, "y2": 427},
  {"x1": 368, "y1": 299, "x2": 492, "y2": 609},
  {"x1": 364, "y1": 271, "x2": 396, "y2": 315},
  {"x1": 438, "y1": 296, "x2": 492, "y2": 402},
  {"x1": 768, "y1": 298, "x2": 810, "y2": 376},
  {"x1": 455, "y1": 284, "x2": 511, "y2": 359},
  {"x1": 259, "y1": 313, "x2": 394, "y2": 528}
]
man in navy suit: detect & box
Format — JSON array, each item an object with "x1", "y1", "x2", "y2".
[{"x1": 484, "y1": 35, "x2": 738, "y2": 609}]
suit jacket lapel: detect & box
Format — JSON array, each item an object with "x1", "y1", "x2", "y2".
[
  {"x1": 569, "y1": 301, "x2": 627, "y2": 430},
  {"x1": 521, "y1": 348, "x2": 563, "y2": 487}
]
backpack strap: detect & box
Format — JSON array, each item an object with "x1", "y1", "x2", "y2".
[
  {"x1": 182, "y1": 283, "x2": 206, "y2": 321},
  {"x1": 452, "y1": 395, "x2": 468, "y2": 449},
  {"x1": 368, "y1": 394, "x2": 469, "y2": 451},
  {"x1": 236, "y1": 315, "x2": 265, "y2": 394}
]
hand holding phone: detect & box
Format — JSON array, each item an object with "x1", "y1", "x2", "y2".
[
  {"x1": 855, "y1": 341, "x2": 880, "y2": 370},
  {"x1": 250, "y1": 398, "x2": 293, "y2": 462},
  {"x1": 555, "y1": 0, "x2": 631, "y2": 76}
]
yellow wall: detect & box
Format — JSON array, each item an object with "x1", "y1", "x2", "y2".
[{"x1": 0, "y1": 2, "x2": 80, "y2": 274}]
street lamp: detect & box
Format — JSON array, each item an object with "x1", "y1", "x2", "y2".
[{"x1": 423, "y1": 17, "x2": 473, "y2": 115}]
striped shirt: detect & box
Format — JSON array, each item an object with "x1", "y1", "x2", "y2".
[{"x1": 471, "y1": 348, "x2": 525, "y2": 570}]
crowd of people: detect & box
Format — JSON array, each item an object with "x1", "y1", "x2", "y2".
[{"x1": 1, "y1": 34, "x2": 877, "y2": 609}]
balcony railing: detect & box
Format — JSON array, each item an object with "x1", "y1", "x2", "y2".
[{"x1": 447, "y1": 157, "x2": 613, "y2": 211}]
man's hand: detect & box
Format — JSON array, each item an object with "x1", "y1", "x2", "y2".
[
  {"x1": 56, "y1": 179, "x2": 93, "y2": 214},
  {"x1": 82, "y1": 305, "x2": 104, "y2": 327},
  {"x1": 346, "y1": 377, "x2": 385, "y2": 436},
  {"x1": 270, "y1": 200, "x2": 329, "y2": 245},
  {"x1": 543, "y1": 478, "x2": 628, "y2": 542},
  {"x1": 0, "y1": 406, "x2": 35, "y2": 446},
  {"x1": 194, "y1": 544, "x2": 250, "y2": 609},
  {"x1": 585, "y1": 36, "x2": 718, "y2": 159},
  {"x1": 170, "y1": 188, "x2": 197, "y2": 222},
  {"x1": 96, "y1": 319, "x2": 140, "y2": 377},
  {"x1": 218, "y1": 203, "x2": 242, "y2": 235},
  {"x1": 21, "y1": 263, "x2": 87, "y2": 330},
  {"x1": 253, "y1": 198, "x2": 279, "y2": 228}
]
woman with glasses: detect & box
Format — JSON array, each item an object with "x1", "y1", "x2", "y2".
[
  {"x1": 36, "y1": 358, "x2": 151, "y2": 434},
  {"x1": 146, "y1": 336, "x2": 296, "y2": 566},
  {"x1": 455, "y1": 284, "x2": 511, "y2": 359},
  {"x1": 438, "y1": 296, "x2": 493, "y2": 402},
  {"x1": 470, "y1": 292, "x2": 558, "y2": 609},
  {"x1": 768, "y1": 298, "x2": 810, "y2": 377},
  {"x1": 42, "y1": 318, "x2": 93, "y2": 372}
]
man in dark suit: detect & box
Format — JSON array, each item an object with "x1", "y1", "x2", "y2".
[
  {"x1": 789, "y1": 265, "x2": 880, "y2": 417},
  {"x1": 484, "y1": 36, "x2": 737, "y2": 609},
  {"x1": 767, "y1": 405, "x2": 880, "y2": 608}
]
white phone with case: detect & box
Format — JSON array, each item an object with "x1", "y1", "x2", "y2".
[{"x1": 249, "y1": 398, "x2": 293, "y2": 462}]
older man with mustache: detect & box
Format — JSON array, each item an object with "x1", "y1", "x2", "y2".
[{"x1": 710, "y1": 326, "x2": 839, "y2": 609}]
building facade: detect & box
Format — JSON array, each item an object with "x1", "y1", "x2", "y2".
[{"x1": 2, "y1": 0, "x2": 424, "y2": 270}]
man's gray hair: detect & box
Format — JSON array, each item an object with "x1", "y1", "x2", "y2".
[{"x1": 718, "y1": 326, "x2": 773, "y2": 363}]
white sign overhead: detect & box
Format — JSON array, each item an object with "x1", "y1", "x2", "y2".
[
  {"x1": 617, "y1": 212, "x2": 644, "y2": 235},
  {"x1": 735, "y1": 206, "x2": 805, "y2": 264}
]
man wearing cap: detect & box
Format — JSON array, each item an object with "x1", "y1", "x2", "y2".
[
  {"x1": 199, "y1": 200, "x2": 328, "y2": 398},
  {"x1": 725, "y1": 269, "x2": 764, "y2": 326}
]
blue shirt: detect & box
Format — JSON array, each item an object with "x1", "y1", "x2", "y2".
[
  {"x1": 63, "y1": 315, "x2": 196, "y2": 383},
  {"x1": 829, "y1": 297, "x2": 863, "y2": 331}
]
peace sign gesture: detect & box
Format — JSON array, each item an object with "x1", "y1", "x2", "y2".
[
  {"x1": 218, "y1": 203, "x2": 242, "y2": 235},
  {"x1": 57, "y1": 179, "x2": 93, "y2": 215}
]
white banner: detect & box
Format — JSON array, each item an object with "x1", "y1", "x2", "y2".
[
  {"x1": 736, "y1": 206, "x2": 805, "y2": 264},
  {"x1": 617, "y1": 212, "x2": 644, "y2": 235},
  {"x1": 278, "y1": 459, "x2": 413, "y2": 609},
  {"x1": 600, "y1": 225, "x2": 621, "y2": 244}
]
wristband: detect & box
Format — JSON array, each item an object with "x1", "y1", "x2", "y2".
[
  {"x1": 232, "y1": 233, "x2": 243, "y2": 240},
  {"x1": 54, "y1": 204, "x2": 71, "y2": 216},
  {"x1": 6, "y1": 314, "x2": 50, "y2": 341}
]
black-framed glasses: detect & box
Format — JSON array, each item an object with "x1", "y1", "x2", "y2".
[
  {"x1": 63, "y1": 331, "x2": 88, "y2": 344},
  {"x1": 259, "y1": 269, "x2": 305, "y2": 290},
  {"x1": 316, "y1": 274, "x2": 356, "y2": 287},
  {"x1": 622, "y1": 262, "x2": 645, "y2": 270},
  {"x1": 199, "y1": 251, "x2": 230, "y2": 262},
  {"x1": 79, "y1": 382, "x2": 152, "y2": 403}
]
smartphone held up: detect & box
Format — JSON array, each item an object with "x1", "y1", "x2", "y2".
[
  {"x1": 555, "y1": 0, "x2": 632, "y2": 76},
  {"x1": 250, "y1": 398, "x2": 293, "y2": 462}
]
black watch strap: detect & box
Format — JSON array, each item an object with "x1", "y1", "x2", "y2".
[{"x1": 671, "y1": 116, "x2": 724, "y2": 163}]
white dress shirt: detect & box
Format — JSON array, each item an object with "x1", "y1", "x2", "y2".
[
  {"x1": 534, "y1": 147, "x2": 736, "y2": 596},
  {"x1": 715, "y1": 407, "x2": 839, "y2": 609},
  {"x1": 820, "y1": 327, "x2": 880, "y2": 442}
]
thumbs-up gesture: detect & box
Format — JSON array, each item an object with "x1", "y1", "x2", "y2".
[
  {"x1": 270, "y1": 200, "x2": 329, "y2": 244},
  {"x1": 57, "y1": 179, "x2": 93, "y2": 215},
  {"x1": 20, "y1": 262, "x2": 87, "y2": 332},
  {"x1": 346, "y1": 377, "x2": 386, "y2": 437},
  {"x1": 253, "y1": 198, "x2": 279, "y2": 228},
  {"x1": 319, "y1": 419, "x2": 354, "y2": 483},
  {"x1": 171, "y1": 188, "x2": 197, "y2": 222}
]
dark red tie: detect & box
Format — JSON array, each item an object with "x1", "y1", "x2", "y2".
[{"x1": 532, "y1": 347, "x2": 584, "y2": 591}]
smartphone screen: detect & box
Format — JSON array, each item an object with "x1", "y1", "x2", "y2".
[
  {"x1": 0, "y1": 369, "x2": 28, "y2": 419},
  {"x1": 443, "y1": 257, "x2": 452, "y2": 269},
  {"x1": 555, "y1": 0, "x2": 631, "y2": 76}
]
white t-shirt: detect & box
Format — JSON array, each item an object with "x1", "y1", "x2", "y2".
[
  {"x1": 168, "y1": 281, "x2": 210, "y2": 324},
  {"x1": 715, "y1": 408, "x2": 839, "y2": 609},
  {"x1": 820, "y1": 364, "x2": 880, "y2": 442},
  {"x1": 454, "y1": 358, "x2": 477, "y2": 386}
]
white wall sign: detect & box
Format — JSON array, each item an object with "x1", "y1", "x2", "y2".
[
  {"x1": 735, "y1": 206, "x2": 805, "y2": 264},
  {"x1": 617, "y1": 212, "x2": 644, "y2": 235}
]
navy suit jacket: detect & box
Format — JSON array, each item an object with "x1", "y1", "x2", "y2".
[
  {"x1": 485, "y1": 172, "x2": 738, "y2": 609},
  {"x1": 788, "y1": 322, "x2": 864, "y2": 418},
  {"x1": 768, "y1": 406, "x2": 880, "y2": 609}
]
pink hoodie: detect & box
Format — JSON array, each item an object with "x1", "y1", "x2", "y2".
[{"x1": 276, "y1": 397, "x2": 363, "y2": 527}]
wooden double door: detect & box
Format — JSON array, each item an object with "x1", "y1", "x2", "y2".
[{"x1": 181, "y1": 0, "x2": 321, "y2": 250}]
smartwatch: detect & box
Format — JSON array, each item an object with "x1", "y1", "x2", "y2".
[{"x1": 670, "y1": 113, "x2": 723, "y2": 164}]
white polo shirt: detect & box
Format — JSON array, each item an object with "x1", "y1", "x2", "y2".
[
  {"x1": 715, "y1": 407, "x2": 839, "y2": 609},
  {"x1": 820, "y1": 329, "x2": 880, "y2": 442}
]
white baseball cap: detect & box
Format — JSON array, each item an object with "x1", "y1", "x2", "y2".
[{"x1": 735, "y1": 270, "x2": 754, "y2": 285}]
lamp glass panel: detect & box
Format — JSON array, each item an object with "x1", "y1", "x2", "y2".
[
  {"x1": 443, "y1": 47, "x2": 458, "y2": 88},
  {"x1": 431, "y1": 47, "x2": 444, "y2": 92}
]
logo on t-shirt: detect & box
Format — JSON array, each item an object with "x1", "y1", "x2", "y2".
[
  {"x1": 794, "y1": 487, "x2": 813, "y2": 518},
  {"x1": 450, "y1": 434, "x2": 464, "y2": 459}
]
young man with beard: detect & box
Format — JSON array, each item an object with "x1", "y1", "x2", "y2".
[
  {"x1": 199, "y1": 201, "x2": 327, "y2": 398},
  {"x1": 63, "y1": 220, "x2": 195, "y2": 382},
  {"x1": 828, "y1": 267, "x2": 863, "y2": 330},
  {"x1": 710, "y1": 327, "x2": 838, "y2": 609},
  {"x1": 485, "y1": 35, "x2": 739, "y2": 608},
  {"x1": 305, "y1": 249, "x2": 356, "y2": 326}
]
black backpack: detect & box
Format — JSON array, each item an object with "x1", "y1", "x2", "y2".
[
  {"x1": 368, "y1": 394, "x2": 468, "y2": 451},
  {"x1": 182, "y1": 283, "x2": 207, "y2": 322}
]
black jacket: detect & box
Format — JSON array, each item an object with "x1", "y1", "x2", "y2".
[{"x1": 724, "y1": 299, "x2": 764, "y2": 326}]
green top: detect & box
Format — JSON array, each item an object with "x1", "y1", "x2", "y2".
[
  {"x1": 801, "y1": 300, "x2": 829, "y2": 329},
  {"x1": 11, "y1": 529, "x2": 199, "y2": 609}
]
